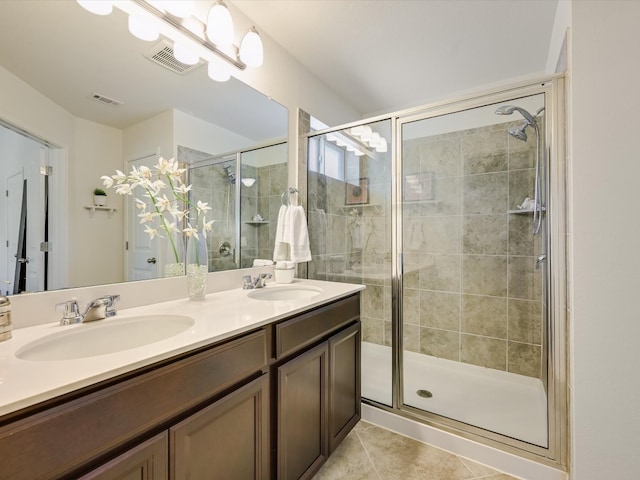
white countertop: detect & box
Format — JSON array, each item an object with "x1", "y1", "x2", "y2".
[{"x1": 0, "y1": 279, "x2": 363, "y2": 417}]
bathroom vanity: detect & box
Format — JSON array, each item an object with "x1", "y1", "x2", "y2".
[{"x1": 0, "y1": 280, "x2": 362, "y2": 480}]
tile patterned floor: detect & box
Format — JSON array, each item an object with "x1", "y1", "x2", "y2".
[{"x1": 312, "y1": 421, "x2": 519, "y2": 480}]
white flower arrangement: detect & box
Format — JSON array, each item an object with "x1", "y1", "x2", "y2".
[{"x1": 101, "y1": 157, "x2": 214, "y2": 267}]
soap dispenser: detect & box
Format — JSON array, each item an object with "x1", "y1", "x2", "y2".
[{"x1": 0, "y1": 296, "x2": 11, "y2": 341}]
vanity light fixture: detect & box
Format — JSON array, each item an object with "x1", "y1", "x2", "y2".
[
  {"x1": 241, "y1": 178, "x2": 256, "y2": 187},
  {"x1": 76, "y1": 0, "x2": 264, "y2": 82},
  {"x1": 206, "y1": 1, "x2": 234, "y2": 48}
]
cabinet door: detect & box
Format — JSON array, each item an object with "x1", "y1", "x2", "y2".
[
  {"x1": 328, "y1": 322, "x2": 361, "y2": 453},
  {"x1": 170, "y1": 374, "x2": 270, "y2": 480},
  {"x1": 78, "y1": 432, "x2": 168, "y2": 480},
  {"x1": 277, "y1": 342, "x2": 329, "y2": 480}
]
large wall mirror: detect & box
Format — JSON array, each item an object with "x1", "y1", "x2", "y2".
[{"x1": 0, "y1": 1, "x2": 288, "y2": 296}]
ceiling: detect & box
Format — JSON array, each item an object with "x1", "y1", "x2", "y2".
[{"x1": 232, "y1": 0, "x2": 559, "y2": 116}]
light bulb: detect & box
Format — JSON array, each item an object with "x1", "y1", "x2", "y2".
[
  {"x1": 173, "y1": 42, "x2": 199, "y2": 65},
  {"x1": 206, "y1": 1, "x2": 234, "y2": 47},
  {"x1": 239, "y1": 28, "x2": 263, "y2": 67},
  {"x1": 350, "y1": 126, "x2": 364, "y2": 137},
  {"x1": 207, "y1": 60, "x2": 231, "y2": 82},
  {"x1": 77, "y1": 0, "x2": 113, "y2": 15},
  {"x1": 128, "y1": 14, "x2": 159, "y2": 41},
  {"x1": 375, "y1": 138, "x2": 388, "y2": 153},
  {"x1": 360, "y1": 125, "x2": 373, "y2": 141}
]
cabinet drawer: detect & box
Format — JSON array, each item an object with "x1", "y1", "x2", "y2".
[
  {"x1": 0, "y1": 329, "x2": 267, "y2": 480},
  {"x1": 275, "y1": 295, "x2": 359, "y2": 359}
]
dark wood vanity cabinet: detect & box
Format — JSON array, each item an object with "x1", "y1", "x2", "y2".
[
  {"x1": 0, "y1": 292, "x2": 360, "y2": 480},
  {"x1": 275, "y1": 294, "x2": 361, "y2": 480}
]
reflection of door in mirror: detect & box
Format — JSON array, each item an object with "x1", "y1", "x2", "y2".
[
  {"x1": 0, "y1": 124, "x2": 50, "y2": 295},
  {"x1": 126, "y1": 156, "x2": 161, "y2": 282}
]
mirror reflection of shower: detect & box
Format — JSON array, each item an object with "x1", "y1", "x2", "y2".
[{"x1": 495, "y1": 104, "x2": 546, "y2": 234}]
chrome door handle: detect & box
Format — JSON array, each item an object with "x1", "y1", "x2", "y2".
[
  {"x1": 147, "y1": 257, "x2": 157, "y2": 264},
  {"x1": 536, "y1": 254, "x2": 546, "y2": 268}
]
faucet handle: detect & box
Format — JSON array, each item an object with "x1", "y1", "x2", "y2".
[
  {"x1": 102, "y1": 295, "x2": 120, "y2": 317},
  {"x1": 56, "y1": 299, "x2": 81, "y2": 325}
]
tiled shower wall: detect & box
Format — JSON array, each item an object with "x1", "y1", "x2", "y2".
[
  {"x1": 401, "y1": 121, "x2": 543, "y2": 379},
  {"x1": 308, "y1": 120, "x2": 543, "y2": 379},
  {"x1": 240, "y1": 162, "x2": 288, "y2": 267}
]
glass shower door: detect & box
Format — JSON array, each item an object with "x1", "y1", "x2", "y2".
[
  {"x1": 306, "y1": 119, "x2": 393, "y2": 407},
  {"x1": 399, "y1": 94, "x2": 549, "y2": 447}
]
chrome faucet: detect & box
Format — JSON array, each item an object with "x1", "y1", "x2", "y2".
[
  {"x1": 242, "y1": 273, "x2": 272, "y2": 289},
  {"x1": 57, "y1": 295, "x2": 120, "y2": 325}
]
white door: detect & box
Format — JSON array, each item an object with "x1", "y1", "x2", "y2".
[
  {"x1": 5, "y1": 172, "x2": 23, "y2": 294},
  {"x1": 126, "y1": 156, "x2": 161, "y2": 281}
]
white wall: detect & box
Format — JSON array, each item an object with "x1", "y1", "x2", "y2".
[
  {"x1": 570, "y1": 1, "x2": 640, "y2": 478},
  {"x1": 69, "y1": 118, "x2": 123, "y2": 288}
]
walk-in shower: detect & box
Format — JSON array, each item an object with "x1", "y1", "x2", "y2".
[{"x1": 305, "y1": 79, "x2": 566, "y2": 465}]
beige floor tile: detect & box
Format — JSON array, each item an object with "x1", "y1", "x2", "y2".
[{"x1": 313, "y1": 421, "x2": 520, "y2": 480}]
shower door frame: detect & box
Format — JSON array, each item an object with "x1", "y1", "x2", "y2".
[
  {"x1": 389, "y1": 77, "x2": 567, "y2": 466},
  {"x1": 300, "y1": 75, "x2": 567, "y2": 468}
]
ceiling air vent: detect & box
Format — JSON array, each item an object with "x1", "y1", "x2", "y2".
[
  {"x1": 144, "y1": 40, "x2": 203, "y2": 75},
  {"x1": 89, "y1": 92, "x2": 123, "y2": 107}
]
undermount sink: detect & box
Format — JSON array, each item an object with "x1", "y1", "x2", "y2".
[
  {"x1": 247, "y1": 285, "x2": 323, "y2": 302},
  {"x1": 16, "y1": 315, "x2": 195, "y2": 361}
]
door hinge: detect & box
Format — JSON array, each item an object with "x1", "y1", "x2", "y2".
[
  {"x1": 40, "y1": 165, "x2": 53, "y2": 176},
  {"x1": 40, "y1": 241, "x2": 52, "y2": 252}
]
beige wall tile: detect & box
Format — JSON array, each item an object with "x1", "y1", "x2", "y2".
[
  {"x1": 420, "y1": 327, "x2": 459, "y2": 361},
  {"x1": 508, "y1": 341, "x2": 542, "y2": 378},
  {"x1": 461, "y1": 334, "x2": 507, "y2": 370},
  {"x1": 462, "y1": 255, "x2": 507, "y2": 296},
  {"x1": 463, "y1": 214, "x2": 508, "y2": 255},
  {"x1": 462, "y1": 294, "x2": 508, "y2": 338},
  {"x1": 420, "y1": 290, "x2": 460, "y2": 330},
  {"x1": 508, "y1": 299, "x2": 542, "y2": 344}
]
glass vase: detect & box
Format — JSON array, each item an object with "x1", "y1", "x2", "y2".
[
  {"x1": 164, "y1": 231, "x2": 185, "y2": 277},
  {"x1": 186, "y1": 235, "x2": 208, "y2": 300}
]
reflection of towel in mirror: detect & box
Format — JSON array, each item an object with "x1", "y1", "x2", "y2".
[
  {"x1": 273, "y1": 205, "x2": 290, "y2": 261},
  {"x1": 273, "y1": 205, "x2": 312, "y2": 263}
]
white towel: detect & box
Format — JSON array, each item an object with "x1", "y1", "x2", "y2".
[
  {"x1": 273, "y1": 205, "x2": 290, "y2": 261},
  {"x1": 286, "y1": 206, "x2": 312, "y2": 262}
]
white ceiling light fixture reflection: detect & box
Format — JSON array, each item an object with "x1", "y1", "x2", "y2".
[
  {"x1": 206, "y1": 1, "x2": 234, "y2": 48},
  {"x1": 208, "y1": 58, "x2": 231, "y2": 82},
  {"x1": 77, "y1": 0, "x2": 113, "y2": 15},
  {"x1": 173, "y1": 42, "x2": 199, "y2": 65},
  {"x1": 241, "y1": 178, "x2": 256, "y2": 187},
  {"x1": 128, "y1": 14, "x2": 160, "y2": 41}
]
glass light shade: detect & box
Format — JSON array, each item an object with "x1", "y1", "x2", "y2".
[
  {"x1": 350, "y1": 126, "x2": 364, "y2": 137},
  {"x1": 161, "y1": 1, "x2": 193, "y2": 18},
  {"x1": 206, "y1": 1, "x2": 234, "y2": 47},
  {"x1": 239, "y1": 28, "x2": 263, "y2": 67},
  {"x1": 77, "y1": 0, "x2": 113, "y2": 15},
  {"x1": 173, "y1": 42, "x2": 199, "y2": 65},
  {"x1": 128, "y1": 14, "x2": 159, "y2": 41},
  {"x1": 241, "y1": 178, "x2": 256, "y2": 187},
  {"x1": 207, "y1": 60, "x2": 231, "y2": 82},
  {"x1": 360, "y1": 125, "x2": 373, "y2": 141},
  {"x1": 375, "y1": 138, "x2": 388, "y2": 153}
]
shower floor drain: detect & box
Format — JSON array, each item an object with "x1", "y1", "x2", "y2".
[{"x1": 417, "y1": 389, "x2": 433, "y2": 398}]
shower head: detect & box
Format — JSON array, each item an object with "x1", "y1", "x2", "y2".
[
  {"x1": 494, "y1": 105, "x2": 537, "y2": 126},
  {"x1": 508, "y1": 124, "x2": 528, "y2": 142},
  {"x1": 222, "y1": 165, "x2": 236, "y2": 184}
]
